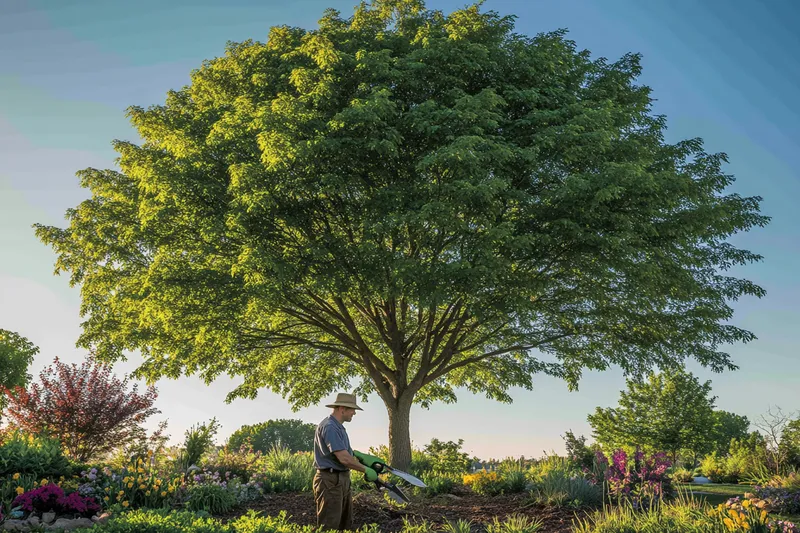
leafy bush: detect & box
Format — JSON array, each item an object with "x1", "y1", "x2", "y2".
[
  {"x1": 463, "y1": 471, "x2": 506, "y2": 496},
  {"x1": 72, "y1": 509, "x2": 226, "y2": 533},
  {"x1": 185, "y1": 483, "x2": 237, "y2": 514},
  {"x1": 530, "y1": 469, "x2": 602, "y2": 508},
  {"x1": 699, "y1": 452, "x2": 726, "y2": 482},
  {"x1": 204, "y1": 446, "x2": 262, "y2": 483},
  {"x1": 178, "y1": 419, "x2": 220, "y2": 472},
  {"x1": 253, "y1": 446, "x2": 313, "y2": 493},
  {"x1": 670, "y1": 466, "x2": 694, "y2": 483},
  {"x1": 0, "y1": 431, "x2": 72, "y2": 479},
  {"x1": 415, "y1": 471, "x2": 457, "y2": 497}
]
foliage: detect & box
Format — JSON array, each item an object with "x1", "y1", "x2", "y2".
[
  {"x1": 416, "y1": 471, "x2": 456, "y2": 497},
  {"x1": 711, "y1": 411, "x2": 751, "y2": 457},
  {"x1": 780, "y1": 420, "x2": 800, "y2": 470},
  {"x1": 563, "y1": 431, "x2": 596, "y2": 471},
  {"x1": 35, "y1": 0, "x2": 768, "y2": 470},
  {"x1": 529, "y1": 467, "x2": 602, "y2": 508},
  {"x1": 671, "y1": 466, "x2": 695, "y2": 483},
  {"x1": 12, "y1": 483, "x2": 101, "y2": 517},
  {"x1": 588, "y1": 368, "x2": 717, "y2": 462},
  {"x1": 105, "y1": 420, "x2": 171, "y2": 472},
  {"x1": 0, "y1": 329, "x2": 38, "y2": 412},
  {"x1": 485, "y1": 514, "x2": 544, "y2": 533},
  {"x1": 463, "y1": 471, "x2": 507, "y2": 496},
  {"x1": 574, "y1": 492, "x2": 798, "y2": 533},
  {"x1": 2, "y1": 357, "x2": 160, "y2": 462},
  {"x1": 178, "y1": 418, "x2": 220, "y2": 472},
  {"x1": 755, "y1": 407, "x2": 799, "y2": 476},
  {"x1": 185, "y1": 483, "x2": 237, "y2": 514},
  {"x1": 254, "y1": 446, "x2": 314, "y2": 493},
  {"x1": 203, "y1": 445, "x2": 263, "y2": 483},
  {"x1": 589, "y1": 449, "x2": 673, "y2": 508},
  {"x1": 0, "y1": 431, "x2": 72, "y2": 479},
  {"x1": 752, "y1": 487, "x2": 800, "y2": 516},
  {"x1": 226, "y1": 419, "x2": 315, "y2": 454}
]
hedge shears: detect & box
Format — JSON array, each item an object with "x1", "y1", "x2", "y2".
[{"x1": 353, "y1": 450, "x2": 427, "y2": 504}]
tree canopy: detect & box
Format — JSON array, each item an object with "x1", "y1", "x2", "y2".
[
  {"x1": 0, "y1": 329, "x2": 38, "y2": 411},
  {"x1": 587, "y1": 368, "x2": 717, "y2": 461},
  {"x1": 227, "y1": 419, "x2": 316, "y2": 454},
  {"x1": 35, "y1": 0, "x2": 768, "y2": 467}
]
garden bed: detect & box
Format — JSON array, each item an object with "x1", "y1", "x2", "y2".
[{"x1": 216, "y1": 491, "x2": 588, "y2": 532}]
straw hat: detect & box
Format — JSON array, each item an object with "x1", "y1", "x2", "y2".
[{"x1": 326, "y1": 392, "x2": 363, "y2": 410}]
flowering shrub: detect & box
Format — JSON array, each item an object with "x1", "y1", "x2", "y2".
[
  {"x1": 587, "y1": 449, "x2": 673, "y2": 507},
  {"x1": 73, "y1": 458, "x2": 183, "y2": 511},
  {"x1": 12, "y1": 483, "x2": 100, "y2": 517}
]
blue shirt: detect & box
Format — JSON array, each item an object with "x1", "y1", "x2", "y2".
[{"x1": 314, "y1": 415, "x2": 352, "y2": 470}]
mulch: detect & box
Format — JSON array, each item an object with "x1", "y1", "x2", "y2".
[{"x1": 217, "y1": 490, "x2": 592, "y2": 532}]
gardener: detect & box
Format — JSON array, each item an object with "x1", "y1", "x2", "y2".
[{"x1": 313, "y1": 392, "x2": 378, "y2": 531}]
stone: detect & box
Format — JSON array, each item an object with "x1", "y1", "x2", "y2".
[
  {"x1": 42, "y1": 512, "x2": 56, "y2": 524},
  {"x1": 2, "y1": 520, "x2": 30, "y2": 531},
  {"x1": 26, "y1": 516, "x2": 39, "y2": 527},
  {"x1": 46, "y1": 518, "x2": 94, "y2": 530},
  {"x1": 691, "y1": 476, "x2": 711, "y2": 484}
]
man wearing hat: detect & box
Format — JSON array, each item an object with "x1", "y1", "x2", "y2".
[{"x1": 313, "y1": 392, "x2": 379, "y2": 531}]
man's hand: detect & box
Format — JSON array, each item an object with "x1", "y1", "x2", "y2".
[
  {"x1": 363, "y1": 466, "x2": 378, "y2": 482},
  {"x1": 353, "y1": 450, "x2": 385, "y2": 469}
]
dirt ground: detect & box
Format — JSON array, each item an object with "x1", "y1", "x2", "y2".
[{"x1": 219, "y1": 490, "x2": 589, "y2": 532}]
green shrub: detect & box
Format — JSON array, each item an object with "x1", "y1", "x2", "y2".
[
  {"x1": 253, "y1": 446, "x2": 313, "y2": 493},
  {"x1": 72, "y1": 509, "x2": 227, "y2": 533},
  {"x1": 699, "y1": 452, "x2": 726, "y2": 482},
  {"x1": 670, "y1": 466, "x2": 694, "y2": 483},
  {"x1": 185, "y1": 484, "x2": 237, "y2": 514},
  {"x1": 486, "y1": 514, "x2": 544, "y2": 533},
  {"x1": 0, "y1": 431, "x2": 72, "y2": 479},
  {"x1": 416, "y1": 471, "x2": 457, "y2": 497},
  {"x1": 502, "y1": 470, "x2": 528, "y2": 494},
  {"x1": 463, "y1": 471, "x2": 506, "y2": 496},
  {"x1": 529, "y1": 469, "x2": 602, "y2": 508}
]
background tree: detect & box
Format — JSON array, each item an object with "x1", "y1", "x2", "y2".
[
  {"x1": 34, "y1": 0, "x2": 768, "y2": 468},
  {"x1": 778, "y1": 418, "x2": 800, "y2": 470},
  {"x1": 0, "y1": 329, "x2": 38, "y2": 413},
  {"x1": 710, "y1": 410, "x2": 750, "y2": 456},
  {"x1": 754, "y1": 406, "x2": 798, "y2": 474},
  {"x1": 226, "y1": 419, "x2": 315, "y2": 454},
  {"x1": 1, "y1": 357, "x2": 160, "y2": 462},
  {"x1": 587, "y1": 368, "x2": 717, "y2": 462}
]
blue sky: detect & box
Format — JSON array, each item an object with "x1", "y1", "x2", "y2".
[{"x1": 1, "y1": 0, "x2": 798, "y2": 459}]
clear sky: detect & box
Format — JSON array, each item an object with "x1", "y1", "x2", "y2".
[{"x1": 1, "y1": 0, "x2": 798, "y2": 460}]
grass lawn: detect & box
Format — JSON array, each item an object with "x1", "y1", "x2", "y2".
[{"x1": 677, "y1": 482, "x2": 753, "y2": 506}]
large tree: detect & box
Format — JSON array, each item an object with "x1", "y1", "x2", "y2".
[
  {"x1": 0, "y1": 329, "x2": 38, "y2": 413},
  {"x1": 34, "y1": 0, "x2": 767, "y2": 468},
  {"x1": 587, "y1": 368, "x2": 717, "y2": 462},
  {"x1": 227, "y1": 419, "x2": 316, "y2": 454},
  {"x1": 710, "y1": 410, "x2": 750, "y2": 456}
]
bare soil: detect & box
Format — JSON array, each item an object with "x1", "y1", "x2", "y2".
[{"x1": 218, "y1": 490, "x2": 590, "y2": 532}]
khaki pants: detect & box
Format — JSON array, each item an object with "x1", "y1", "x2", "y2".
[{"x1": 313, "y1": 469, "x2": 352, "y2": 531}]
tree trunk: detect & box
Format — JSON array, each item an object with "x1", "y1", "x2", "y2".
[{"x1": 386, "y1": 395, "x2": 413, "y2": 471}]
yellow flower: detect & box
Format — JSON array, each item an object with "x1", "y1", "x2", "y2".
[
  {"x1": 161, "y1": 491, "x2": 167, "y2": 497},
  {"x1": 127, "y1": 482, "x2": 133, "y2": 489},
  {"x1": 145, "y1": 491, "x2": 150, "y2": 496},
  {"x1": 122, "y1": 501, "x2": 129, "y2": 508},
  {"x1": 760, "y1": 510, "x2": 768, "y2": 522},
  {"x1": 742, "y1": 499, "x2": 752, "y2": 509},
  {"x1": 12, "y1": 473, "x2": 20, "y2": 480},
  {"x1": 104, "y1": 496, "x2": 109, "y2": 502},
  {"x1": 40, "y1": 478, "x2": 48, "y2": 485},
  {"x1": 16, "y1": 487, "x2": 24, "y2": 495}
]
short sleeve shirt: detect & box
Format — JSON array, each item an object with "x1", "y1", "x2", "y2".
[{"x1": 314, "y1": 415, "x2": 352, "y2": 471}]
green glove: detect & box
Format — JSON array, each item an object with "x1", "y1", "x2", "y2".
[
  {"x1": 363, "y1": 466, "x2": 378, "y2": 482},
  {"x1": 353, "y1": 450, "x2": 385, "y2": 469}
]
